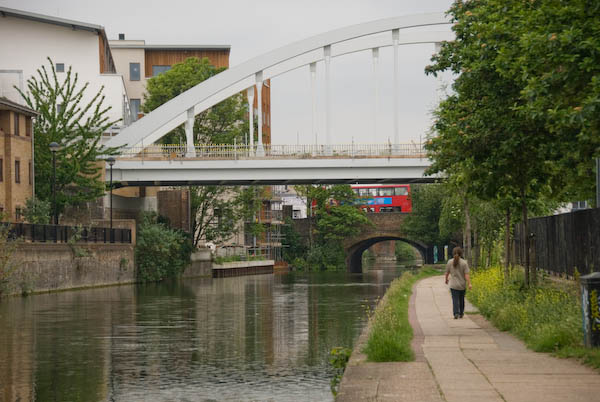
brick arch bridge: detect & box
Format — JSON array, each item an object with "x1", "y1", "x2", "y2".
[{"x1": 344, "y1": 213, "x2": 430, "y2": 273}]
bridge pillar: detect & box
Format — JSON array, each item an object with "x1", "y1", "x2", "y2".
[
  {"x1": 392, "y1": 29, "x2": 400, "y2": 154},
  {"x1": 255, "y1": 71, "x2": 265, "y2": 157},
  {"x1": 324, "y1": 45, "x2": 332, "y2": 156},
  {"x1": 310, "y1": 62, "x2": 317, "y2": 149},
  {"x1": 185, "y1": 107, "x2": 196, "y2": 157},
  {"x1": 247, "y1": 86, "x2": 255, "y2": 155},
  {"x1": 372, "y1": 48, "x2": 379, "y2": 143}
]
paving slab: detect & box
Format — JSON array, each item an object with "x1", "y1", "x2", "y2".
[{"x1": 336, "y1": 274, "x2": 600, "y2": 402}]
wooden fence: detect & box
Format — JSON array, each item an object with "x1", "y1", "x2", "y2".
[{"x1": 514, "y1": 208, "x2": 600, "y2": 277}]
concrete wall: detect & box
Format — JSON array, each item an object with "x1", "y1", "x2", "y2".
[
  {"x1": 6, "y1": 243, "x2": 135, "y2": 296},
  {"x1": 182, "y1": 250, "x2": 212, "y2": 278}
]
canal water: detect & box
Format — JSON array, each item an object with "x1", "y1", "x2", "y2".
[{"x1": 0, "y1": 264, "x2": 410, "y2": 402}]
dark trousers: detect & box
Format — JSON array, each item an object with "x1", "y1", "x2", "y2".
[{"x1": 450, "y1": 288, "x2": 466, "y2": 316}]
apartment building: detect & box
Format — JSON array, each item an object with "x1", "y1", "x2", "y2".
[
  {"x1": 0, "y1": 7, "x2": 133, "y2": 129},
  {"x1": 109, "y1": 35, "x2": 272, "y2": 142},
  {"x1": 0, "y1": 97, "x2": 36, "y2": 221}
]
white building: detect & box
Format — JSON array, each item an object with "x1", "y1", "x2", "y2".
[
  {"x1": 0, "y1": 7, "x2": 132, "y2": 132},
  {"x1": 274, "y1": 185, "x2": 307, "y2": 219}
]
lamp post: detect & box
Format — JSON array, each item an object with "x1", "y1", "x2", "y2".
[
  {"x1": 106, "y1": 156, "x2": 115, "y2": 242},
  {"x1": 49, "y1": 142, "x2": 60, "y2": 225}
]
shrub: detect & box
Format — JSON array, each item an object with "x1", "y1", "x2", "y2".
[{"x1": 135, "y1": 217, "x2": 192, "y2": 283}]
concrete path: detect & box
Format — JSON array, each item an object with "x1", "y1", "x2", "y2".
[{"x1": 337, "y1": 275, "x2": 600, "y2": 402}]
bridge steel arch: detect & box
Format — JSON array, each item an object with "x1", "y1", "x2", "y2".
[{"x1": 106, "y1": 13, "x2": 452, "y2": 151}]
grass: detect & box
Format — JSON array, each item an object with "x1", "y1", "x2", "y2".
[
  {"x1": 363, "y1": 267, "x2": 441, "y2": 362},
  {"x1": 467, "y1": 266, "x2": 600, "y2": 371}
]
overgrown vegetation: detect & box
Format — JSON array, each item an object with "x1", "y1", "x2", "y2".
[
  {"x1": 468, "y1": 266, "x2": 600, "y2": 370},
  {"x1": 282, "y1": 185, "x2": 370, "y2": 271},
  {"x1": 363, "y1": 268, "x2": 440, "y2": 362},
  {"x1": 0, "y1": 223, "x2": 20, "y2": 297},
  {"x1": 329, "y1": 346, "x2": 352, "y2": 396},
  {"x1": 135, "y1": 213, "x2": 193, "y2": 283}
]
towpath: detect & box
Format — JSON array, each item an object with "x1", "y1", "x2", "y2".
[{"x1": 336, "y1": 275, "x2": 600, "y2": 402}]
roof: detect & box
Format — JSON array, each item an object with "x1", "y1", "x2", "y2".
[
  {"x1": 110, "y1": 44, "x2": 231, "y2": 51},
  {"x1": 0, "y1": 97, "x2": 38, "y2": 117},
  {"x1": 0, "y1": 6, "x2": 105, "y2": 34}
]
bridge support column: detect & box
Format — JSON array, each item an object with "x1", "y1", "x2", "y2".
[
  {"x1": 372, "y1": 48, "x2": 379, "y2": 145},
  {"x1": 256, "y1": 71, "x2": 265, "y2": 157},
  {"x1": 324, "y1": 45, "x2": 332, "y2": 156},
  {"x1": 392, "y1": 29, "x2": 400, "y2": 155},
  {"x1": 185, "y1": 107, "x2": 196, "y2": 157},
  {"x1": 310, "y1": 62, "x2": 317, "y2": 151},
  {"x1": 247, "y1": 86, "x2": 255, "y2": 155}
]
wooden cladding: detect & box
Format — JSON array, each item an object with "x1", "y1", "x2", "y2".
[
  {"x1": 98, "y1": 33, "x2": 116, "y2": 74},
  {"x1": 144, "y1": 49, "x2": 230, "y2": 77}
]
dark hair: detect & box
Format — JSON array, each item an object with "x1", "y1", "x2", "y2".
[{"x1": 453, "y1": 247, "x2": 463, "y2": 267}]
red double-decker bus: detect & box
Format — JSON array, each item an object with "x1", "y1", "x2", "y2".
[{"x1": 351, "y1": 184, "x2": 411, "y2": 213}]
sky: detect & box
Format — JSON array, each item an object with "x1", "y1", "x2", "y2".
[{"x1": 0, "y1": 0, "x2": 455, "y2": 145}]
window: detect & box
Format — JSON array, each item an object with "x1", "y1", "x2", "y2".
[
  {"x1": 395, "y1": 187, "x2": 408, "y2": 196},
  {"x1": 26, "y1": 118, "x2": 31, "y2": 137},
  {"x1": 14, "y1": 160, "x2": 20, "y2": 183},
  {"x1": 368, "y1": 188, "x2": 378, "y2": 197},
  {"x1": 152, "y1": 65, "x2": 171, "y2": 76},
  {"x1": 57, "y1": 104, "x2": 63, "y2": 114},
  {"x1": 358, "y1": 188, "x2": 369, "y2": 197},
  {"x1": 56, "y1": 63, "x2": 65, "y2": 72},
  {"x1": 380, "y1": 188, "x2": 394, "y2": 196},
  {"x1": 15, "y1": 207, "x2": 22, "y2": 221},
  {"x1": 28, "y1": 161, "x2": 32, "y2": 185},
  {"x1": 130, "y1": 99, "x2": 141, "y2": 121},
  {"x1": 129, "y1": 63, "x2": 140, "y2": 81},
  {"x1": 13, "y1": 112, "x2": 19, "y2": 136}
]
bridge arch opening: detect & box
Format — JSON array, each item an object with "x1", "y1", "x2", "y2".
[{"x1": 346, "y1": 236, "x2": 426, "y2": 273}]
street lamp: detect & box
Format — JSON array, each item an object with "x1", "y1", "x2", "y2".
[
  {"x1": 49, "y1": 142, "x2": 60, "y2": 225},
  {"x1": 106, "y1": 156, "x2": 116, "y2": 242}
]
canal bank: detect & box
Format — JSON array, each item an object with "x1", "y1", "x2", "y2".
[{"x1": 336, "y1": 276, "x2": 600, "y2": 402}]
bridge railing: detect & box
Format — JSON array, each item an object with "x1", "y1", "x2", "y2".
[{"x1": 117, "y1": 143, "x2": 426, "y2": 160}]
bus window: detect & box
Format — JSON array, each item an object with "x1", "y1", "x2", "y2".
[
  {"x1": 380, "y1": 188, "x2": 394, "y2": 196},
  {"x1": 393, "y1": 206, "x2": 402, "y2": 212},
  {"x1": 369, "y1": 188, "x2": 378, "y2": 197},
  {"x1": 359, "y1": 188, "x2": 369, "y2": 197},
  {"x1": 380, "y1": 207, "x2": 393, "y2": 212},
  {"x1": 369, "y1": 207, "x2": 375, "y2": 212},
  {"x1": 395, "y1": 187, "x2": 408, "y2": 196},
  {"x1": 353, "y1": 189, "x2": 360, "y2": 196}
]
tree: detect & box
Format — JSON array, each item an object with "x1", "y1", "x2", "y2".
[
  {"x1": 17, "y1": 58, "x2": 120, "y2": 218},
  {"x1": 402, "y1": 184, "x2": 454, "y2": 247},
  {"x1": 190, "y1": 186, "x2": 240, "y2": 247},
  {"x1": 23, "y1": 198, "x2": 51, "y2": 224},
  {"x1": 143, "y1": 57, "x2": 247, "y2": 144},
  {"x1": 142, "y1": 57, "x2": 251, "y2": 248},
  {"x1": 424, "y1": 0, "x2": 570, "y2": 285}
]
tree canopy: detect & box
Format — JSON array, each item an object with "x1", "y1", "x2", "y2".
[{"x1": 143, "y1": 57, "x2": 247, "y2": 144}]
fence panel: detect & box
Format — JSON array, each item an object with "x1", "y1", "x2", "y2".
[
  {"x1": 2, "y1": 223, "x2": 131, "y2": 244},
  {"x1": 515, "y1": 208, "x2": 600, "y2": 276}
]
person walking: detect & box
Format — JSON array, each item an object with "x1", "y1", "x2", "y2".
[{"x1": 445, "y1": 247, "x2": 472, "y2": 319}]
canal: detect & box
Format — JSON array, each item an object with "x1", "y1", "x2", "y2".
[{"x1": 0, "y1": 264, "x2": 409, "y2": 401}]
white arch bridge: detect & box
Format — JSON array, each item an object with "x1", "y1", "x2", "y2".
[{"x1": 104, "y1": 13, "x2": 452, "y2": 186}]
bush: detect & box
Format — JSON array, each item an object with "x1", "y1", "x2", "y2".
[{"x1": 135, "y1": 216, "x2": 192, "y2": 283}]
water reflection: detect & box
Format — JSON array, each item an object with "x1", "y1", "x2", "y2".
[{"x1": 0, "y1": 267, "x2": 405, "y2": 402}]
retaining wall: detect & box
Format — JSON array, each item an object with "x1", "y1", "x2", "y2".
[{"x1": 5, "y1": 243, "x2": 135, "y2": 295}]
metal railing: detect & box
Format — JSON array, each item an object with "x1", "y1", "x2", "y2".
[
  {"x1": 3, "y1": 223, "x2": 132, "y2": 244},
  {"x1": 117, "y1": 143, "x2": 426, "y2": 161}
]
